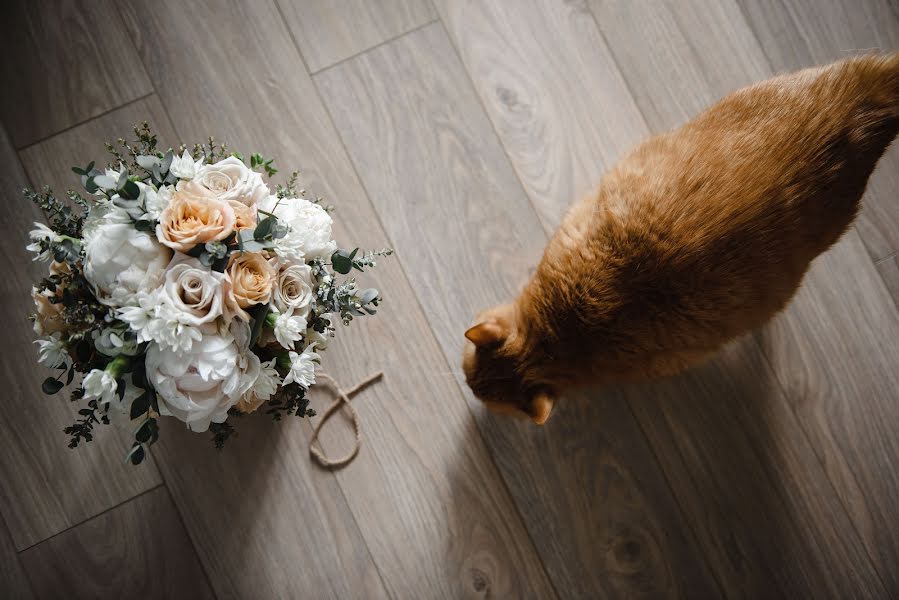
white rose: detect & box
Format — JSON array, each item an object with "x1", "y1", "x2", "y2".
[
  {"x1": 145, "y1": 333, "x2": 244, "y2": 432},
  {"x1": 259, "y1": 196, "x2": 337, "y2": 260},
  {"x1": 169, "y1": 150, "x2": 203, "y2": 180},
  {"x1": 160, "y1": 256, "x2": 226, "y2": 327},
  {"x1": 194, "y1": 156, "x2": 268, "y2": 207},
  {"x1": 283, "y1": 343, "x2": 319, "y2": 388},
  {"x1": 82, "y1": 369, "x2": 119, "y2": 405},
  {"x1": 83, "y1": 213, "x2": 172, "y2": 307},
  {"x1": 272, "y1": 262, "x2": 314, "y2": 318}
]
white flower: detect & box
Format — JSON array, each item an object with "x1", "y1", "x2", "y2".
[
  {"x1": 141, "y1": 185, "x2": 172, "y2": 221},
  {"x1": 26, "y1": 223, "x2": 61, "y2": 262},
  {"x1": 117, "y1": 290, "x2": 204, "y2": 354},
  {"x1": 236, "y1": 358, "x2": 280, "y2": 414},
  {"x1": 92, "y1": 327, "x2": 140, "y2": 357},
  {"x1": 145, "y1": 332, "x2": 244, "y2": 432},
  {"x1": 104, "y1": 380, "x2": 146, "y2": 425},
  {"x1": 259, "y1": 195, "x2": 337, "y2": 260},
  {"x1": 272, "y1": 262, "x2": 314, "y2": 318},
  {"x1": 169, "y1": 150, "x2": 203, "y2": 180},
  {"x1": 82, "y1": 369, "x2": 119, "y2": 406},
  {"x1": 283, "y1": 343, "x2": 319, "y2": 388},
  {"x1": 306, "y1": 320, "x2": 332, "y2": 350},
  {"x1": 34, "y1": 333, "x2": 69, "y2": 369},
  {"x1": 82, "y1": 212, "x2": 172, "y2": 307},
  {"x1": 194, "y1": 156, "x2": 268, "y2": 207},
  {"x1": 273, "y1": 311, "x2": 307, "y2": 349},
  {"x1": 160, "y1": 256, "x2": 226, "y2": 327}
]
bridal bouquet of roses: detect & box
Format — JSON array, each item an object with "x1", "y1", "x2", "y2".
[{"x1": 27, "y1": 124, "x2": 390, "y2": 464}]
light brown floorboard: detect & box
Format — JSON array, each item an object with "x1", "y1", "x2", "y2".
[
  {"x1": 0, "y1": 0, "x2": 152, "y2": 149},
  {"x1": 4, "y1": 115, "x2": 163, "y2": 551},
  {"x1": 20, "y1": 487, "x2": 214, "y2": 600},
  {"x1": 737, "y1": 0, "x2": 899, "y2": 260},
  {"x1": 316, "y1": 22, "x2": 722, "y2": 599},
  {"x1": 592, "y1": 0, "x2": 899, "y2": 593},
  {"x1": 276, "y1": 0, "x2": 436, "y2": 73},
  {"x1": 876, "y1": 254, "x2": 899, "y2": 307},
  {"x1": 118, "y1": 0, "x2": 555, "y2": 597}
]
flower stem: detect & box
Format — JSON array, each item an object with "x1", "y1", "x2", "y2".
[{"x1": 106, "y1": 355, "x2": 131, "y2": 377}]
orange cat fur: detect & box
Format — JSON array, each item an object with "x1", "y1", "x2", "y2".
[{"x1": 463, "y1": 54, "x2": 899, "y2": 424}]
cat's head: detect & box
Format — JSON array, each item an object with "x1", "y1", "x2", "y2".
[{"x1": 461, "y1": 303, "x2": 555, "y2": 424}]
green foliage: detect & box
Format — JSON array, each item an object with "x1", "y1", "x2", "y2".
[
  {"x1": 25, "y1": 186, "x2": 86, "y2": 239},
  {"x1": 209, "y1": 421, "x2": 237, "y2": 450},
  {"x1": 249, "y1": 152, "x2": 278, "y2": 177}
]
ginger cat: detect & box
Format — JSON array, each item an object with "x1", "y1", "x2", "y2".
[{"x1": 463, "y1": 54, "x2": 899, "y2": 424}]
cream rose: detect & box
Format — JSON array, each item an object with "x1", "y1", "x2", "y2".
[
  {"x1": 229, "y1": 199, "x2": 257, "y2": 230},
  {"x1": 32, "y1": 287, "x2": 65, "y2": 335},
  {"x1": 194, "y1": 156, "x2": 268, "y2": 207},
  {"x1": 272, "y1": 262, "x2": 314, "y2": 318},
  {"x1": 156, "y1": 181, "x2": 235, "y2": 252},
  {"x1": 161, "y1": 256, "x2": 227, "y2": 327},
  {"x1": 226, "y1": 252, "x2": 276, "y2": 309}
]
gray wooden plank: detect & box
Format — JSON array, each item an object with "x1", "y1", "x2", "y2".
[
  {"x1": 316, "y1": 22, "x2": 722, "y2": 599},
  {"x1": 0, "y1": 517, "x2": 33, "y2": 600},
  {"x1": 876, "y1": 254, "x2": 899, "y2": 308},
  {"x1": 435, "y1": 0, "x2": 647, "y2": 232},
  {"x1": 20, "y1": 487, "x2": 214, "y2": 600},
  {"x1": 277, "y1": 0, "x2": 436, "y2": 72},
  {"x1": 592, "y1": 0, "x2": 899, "y2": 592},
  {"x1": 4, "y1": 111, "x2": 163, "y2": 551},
  {"x1": 118, "y1": 1, "x2": 555, "y2": 597},
  {"x1": 0, "y1": 0, "x2": 152, "y2": 148},
  {"x1": 737, "y1": 0, "x2": 899, "y2": 260}
]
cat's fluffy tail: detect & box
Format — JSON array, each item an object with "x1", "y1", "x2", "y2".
[{"x1": 832, "y1": 52, "x2": 899, "y2": 152}]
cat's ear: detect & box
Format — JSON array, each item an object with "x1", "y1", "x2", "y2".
[
  {"x1": 465, "y1": 320, "x2": 507, "y2": 347},
  {"x1": 528, "y1": 392, "x2": 555, "y2": 425}
]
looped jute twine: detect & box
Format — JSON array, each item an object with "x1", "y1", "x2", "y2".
[{"x1": 308, "y1": 371, "x2": 383, "y2": 469}]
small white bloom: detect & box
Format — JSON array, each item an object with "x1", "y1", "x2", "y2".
[
  {"x1": 258, "y1": 196, "x2": 337, "y2": 260},
  {"x1": 169, "y1": 150, "x2": 203, "y2": 180},
  {"x1": 82, "y1": 369, "x2": 119, "y2": 406},
  {"x1": 273, "y1": 311, "x2": 307, "y2": 349},
  {"x1": 283, "y1": 343, "x2": 319, "y2": 388},
  {"x1": 117, "y1": 290, "x2": 204, "y2": 354},
  {"x1": 252, "y1": 358, "x2": 280, "y2": 401},
  {"x1": 26, "y1": 223, "x2": 61, "y2": 262},
  {"x1": 141, "y1": 184, "x2": 172, "y2": 221},
  {"x1": 34, "y1": 333, "x2": 69, "y2": 369}
]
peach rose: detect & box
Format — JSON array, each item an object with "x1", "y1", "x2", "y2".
[
  {"x1": 228, "y1": 199, "x2": 257, "y2": 230},
  {"x1": 32, "y1": 287, "x2": 65, "y2": 335},
  {"x1": 226, "y1": 252, "x2": 276, "y2": 310},
  {"x1": 156, "y1": 181, "x2": 235, "y2": 252}
]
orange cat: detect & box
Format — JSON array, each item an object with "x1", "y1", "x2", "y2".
[{"x1": 463, "y1": 54, "x2": 899, "y2": 424}]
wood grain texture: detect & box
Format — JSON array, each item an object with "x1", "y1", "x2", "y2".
[
  {"x1": 4, "y1": 113, "x2": 163, "y2": 551},
  {"x1": 277, "y1": 0, "x2": 436, "y2": 72},
  {"x1": 119, "y1": 1, "x2": 555, "y2": 597},
  {"x1": 876, "y1": 254, "x2": 899, "y2": 307},
  {"x1": 0, "y1": 517, "x2": 33, "y2": 600},
  {"x1": 20, "y1": 487, "x2": 213, "y2": 600},
  {"x1": 737, "y1": 0, "x2": 899, "y2": 259},
  {"x1": 436, "y1": 0, "x2": 647, "y2": 231},
  {"x1": 0, "y1": 0, "x2": 152, "y2": 148},
  {"x1": 592, "y1": 0, "x2": 899, "y2": 592},
  {"x1": 317, "y1": 23, "x2": 721, "y2": 599}
]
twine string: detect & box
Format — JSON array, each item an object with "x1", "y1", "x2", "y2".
[{"x1": 309, "y1": 371, "x2": 383, "y2": 469}]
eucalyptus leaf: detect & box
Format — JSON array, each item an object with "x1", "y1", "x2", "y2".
[
  {"x1": 254, "y1": 216, "x2": 274, "y2": 240},
  {"x1": 136, "y1": 155, "x2": 159, "y2": 169},
  {"x1": 42, "y1": 377, "x2": 63, "y2": 394}
]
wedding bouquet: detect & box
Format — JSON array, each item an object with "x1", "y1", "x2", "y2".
[{"x1": 26, "y1": 124, "x2": 391, "y2": 464}]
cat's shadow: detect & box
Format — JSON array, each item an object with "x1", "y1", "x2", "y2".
[{"x1": 448, "y1": 334, "x2": 804, "y2": 595}]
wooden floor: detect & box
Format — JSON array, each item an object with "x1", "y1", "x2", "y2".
[{"x1": 1, "y1": 1, "x2": 898, "y2": 598}]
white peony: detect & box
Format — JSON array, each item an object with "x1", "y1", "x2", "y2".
[
  {"x1": 160, "y1": 256, "x2": 226, "y2": 327},
  {"x1": 272, "y1": 262, "x2": 314, "y2": 318},
  {"x1": 34, "y1": 333, "x2": 69, "y2": 369},
  {"x1": 169, "y1": 150, "x2": 203, "y2": 180},
  {"x1": 82, "y1": 369, "x2": 119, "y2": 406},
  {"x1": 145, "y1": 333, "x2": 244, "y2": 432},
  {"x1": 194, "y1": 156, "x2": 268, "y2": 207},
  {"x1": 283, "y1": 343, "x2": 319, "y2": 388},
  {"x1": 82, "y1": 210, "x2": 172, "y2": 307},
  {"x1": 259, "y1": 195, "x2": 337, "y2": 260},
  {"x1": 273, "y1": 311, "x2": 307, "y2": 349}
]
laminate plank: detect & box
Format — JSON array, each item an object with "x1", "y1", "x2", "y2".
[
  {"x1": 277, "y1": 0, "x2": 436, "y2": 73},
  {"x1": 0, "y1": 517, "x2": 33, "y2": 600},
  {"x1": 436, "y1": 0, "x2": 647, "y2": 231},
  {"x1": 317, "y1": 23, "x2": 721, "y2": 599},
  {"x1": 119, "y1": 1, "x2": 555, "y2": 597},
  {"x1": 737, "y1": 0, "x2": 899, "y2": 260},
  {"x1": 4, "y1": 113, "x2": 163, "y2": 551},
  {"x1": 0, "y1": 0, "x2": 152, "y2": 148},
  {"x1": 592, "y1": 0, "x2": 899, "y2": 592},
  {"x1": 876, "y1": 254, "x2": 899, "y2": 307},
  {"x1": 20, "y1": 487, "x2": 213, "y2": 600}
]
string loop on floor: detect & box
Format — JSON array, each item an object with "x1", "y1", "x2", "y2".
[{"x1": 308, "y1": 371, "x2": 383, "y2": 469}]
